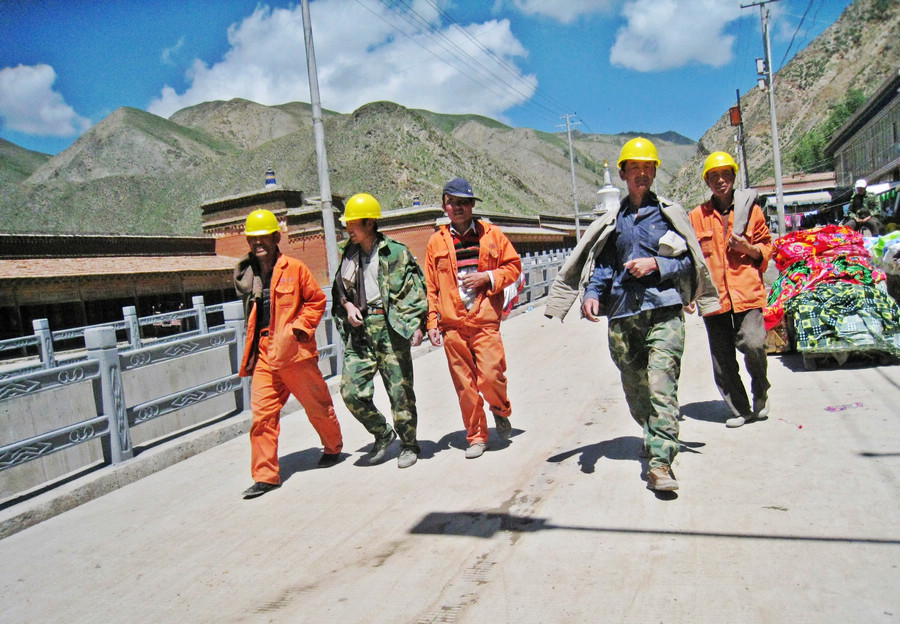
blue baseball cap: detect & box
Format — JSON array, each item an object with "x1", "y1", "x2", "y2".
[{"x1": 442, "y1": 177, "x2": 481, "y2": 201}]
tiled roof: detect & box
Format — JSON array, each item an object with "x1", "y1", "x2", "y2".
[{"x1": 0, "y1": 255, "x2": 241, "y2": 280}]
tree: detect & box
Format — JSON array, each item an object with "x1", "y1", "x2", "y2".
[{"x1": 789, "y1": 88, "x2": 866, "y2": 173}]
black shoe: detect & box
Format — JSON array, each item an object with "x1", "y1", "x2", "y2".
[
  {"x1": 317, "y1": 452, "x2": 341, "y2": 468},
  {"x1": 242, "y1": 481, "x2": 280, "y2": 499},
  {"x1": 369, "y1": 429, "x2": 397, "y2": 464}
]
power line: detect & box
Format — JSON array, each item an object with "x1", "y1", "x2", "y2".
[
  {"x1": 779, "y1": 0, "x2": 815, "y2": 69},
  {"x1": 415, "y1": 0, "x2": 571, "y2": 115},
  {"x1": 351, "y1": 0, "x2": 527, "y2": 114},
  {"x1": 385, "y1": 0, "x2": 553, "y2": 115},
  {"x1": 351, "y1": 0, "x2": 571, "y2": 128}
]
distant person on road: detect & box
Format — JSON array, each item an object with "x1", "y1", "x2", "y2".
[
  {"x1": 425, "y1": 177, "x2": 522, "y2": 459},
  {"x1": 689, "y1": 152, "x2": 773, "y2": 428},
  {"x1": 332, "y1": 193, "x2": 428, "y2": 469},
  {"x1": 544, "y1": 138, "x2": 719, "y2": 492},
  {"x1": 234, "y1": 209, "x2": 343, "y2": 499}
]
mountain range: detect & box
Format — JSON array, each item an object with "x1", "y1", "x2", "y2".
[{"x1": 1, "y1": 0, "x2": 897, "y2": 236}]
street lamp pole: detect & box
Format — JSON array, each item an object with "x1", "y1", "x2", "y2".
[
  {"x1": 561, "y1": 113, "x2": 582, "y2": 241},
  {"x1": 743, "y1": 0, "x2": 786, "y2": 235},
  {"x1": 300, "y1": 0, "x2": 339, "y2": 281}
]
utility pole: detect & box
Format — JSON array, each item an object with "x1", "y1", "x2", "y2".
[
  {"x1": 301, "y1": 0, "x2": 339, "y2": 281},
  {"x1": 743, "y1": 0, "x2": 786, "y2": 235},
  {"x1": 560, "y1": 113, "x2": 582, "y2": 240},
  {"x1": 731, "y1": 89, "x2": 751, "y2": 190}
]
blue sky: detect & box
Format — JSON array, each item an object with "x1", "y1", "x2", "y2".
[{"x1": 0, "y1": 0, "x2": 853, "y2": 156}]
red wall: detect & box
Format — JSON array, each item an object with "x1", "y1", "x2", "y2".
[{"x1": 216, "y1": 224, "x2": 438, "y2": 288}]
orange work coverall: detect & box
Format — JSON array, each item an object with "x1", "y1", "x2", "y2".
[
  {"x1": 424, "y1": 221, "x2": 522, "y2": 444},
  {"x1": 239, "y1": 253, "x2": 342, "y2": 485}
]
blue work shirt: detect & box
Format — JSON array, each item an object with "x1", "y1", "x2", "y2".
[{"x1": 584, "y1": 196, "x2": 693, "y2": 320}]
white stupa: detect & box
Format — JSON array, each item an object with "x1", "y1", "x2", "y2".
[{"x1": 594, "y1": 160, "x2": 620, "y2": 214}]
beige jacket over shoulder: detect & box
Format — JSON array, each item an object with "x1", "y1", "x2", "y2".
[{"x1": 544, "y1": 194, "x2": 721, "y2": 321}]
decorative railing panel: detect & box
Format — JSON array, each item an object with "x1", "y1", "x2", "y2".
[{"x1": 0, "y1": 250, "x2": 571, "y2": 494}]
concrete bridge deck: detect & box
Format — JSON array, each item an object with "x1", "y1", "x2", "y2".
[{"x1": 1, "y1": 306, "x2": 899, "y2": 623}]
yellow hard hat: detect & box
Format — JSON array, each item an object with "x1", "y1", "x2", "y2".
[
  {"x1": 617, "y1": 137, "x2": 660, "y2": 169},
  {"x1": 340, "y1": 193, "x2": 382, "y2": 223},
  {"x1": 702, "y1": 151, "x2": 739, "y2": 180},
  {"x1": 244, "y1": 209, "x2": 280, "y2": 236}
]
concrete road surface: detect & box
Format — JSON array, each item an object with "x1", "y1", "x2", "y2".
[{"x1": 1, "y1": 306, "x2": 899, "y2": 623}]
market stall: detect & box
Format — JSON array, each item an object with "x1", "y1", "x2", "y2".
[{"x1": 764, "y1": 224, "x2": 900, "y2": 370}]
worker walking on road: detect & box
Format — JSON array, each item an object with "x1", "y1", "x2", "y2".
[
  {"x1": 425, "y1": 177, "x2": 522, "y2": 459},
  {"x1": 332, "y1": 193, "x2": 428, "y2": 469},
  {"x1": 689, "y1": 151, "x2": 773, "y2": 428},
  {"x1": 544, "y1": 138, "x2": 719, "y2": 491},
  {"x1": 234, "y1": 209, "x2": 343, "y2": 499}
]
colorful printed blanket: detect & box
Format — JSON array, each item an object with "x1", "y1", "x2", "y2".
[
  {"x1": 785, "y1": 281, "x2": 900, "y2": 355},
  {"x1": 764, "y1": 225, "x2": 885, "y2": 330}
]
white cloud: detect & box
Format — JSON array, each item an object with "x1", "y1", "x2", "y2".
[
  {"x1": 508, "y1": 0, "x2": 616, "y2": 23},
  {"x1": 0, "y1": 64, "x2": 91, "y2": 136},
  {"x1": 147, "y1": 0, "x2": 536, "y2": 121},
  {"x1": 610, "y1": 0, "x2": 742, "y2": 71},
  {"x1": 161, "y1": 37, "x2": 185, "y2": 66}
]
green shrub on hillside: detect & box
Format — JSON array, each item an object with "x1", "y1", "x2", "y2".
[{"x1": 788, "y1": 88, "x2": 867, "y2": 173}]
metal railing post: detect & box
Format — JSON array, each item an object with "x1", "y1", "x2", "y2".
[
  {"x1": 123, "y1": 305, "x2": 141, "y2": 350},
  {"x1": 85, "y1": 327, "x2": 133, "y2": 463},
  {"x1": 223, "y1": 301, "x2": 250, "y2": 411},
  {"x1": 192, "y1": 296, "x2": 209, "y2": 334},
  {"x1": 32, "y1": 318, "x2": 56, "y2": 369}
]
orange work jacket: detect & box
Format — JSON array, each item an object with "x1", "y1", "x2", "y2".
[
  {"x1": 239, "y1": 253, "x2": 325, "y2": 376},
  {"x1": 424, "y1": 221, "x2": 522, "y2": 331},
  {"x1": 689, "y1": 198, "x2": 773, "y2": 315}
]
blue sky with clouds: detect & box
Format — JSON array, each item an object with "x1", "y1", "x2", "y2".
[{"x1": 0, "y1": 0, "x2": 852, "y2": 156}]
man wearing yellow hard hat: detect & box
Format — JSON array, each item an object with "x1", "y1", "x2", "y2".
[
  {"x1": 234, "y1": 209, "x2": 344, "y2": 499},
  {"x1": 332, "y1": 193, "x2": 428, "y2": 468},
  {"x1": 689, "y1": 152, "x2": 773, "y2": 429},
  {"x1": 545, "y1": 137, "x2": 720, "y2": 492}
]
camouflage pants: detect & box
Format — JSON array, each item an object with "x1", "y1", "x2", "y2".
[
  {"x1": 607, "y1": 306, "x2": 684, "y2": 469},
  {"x1": 340, "y1": 313, "x2": 419, "y2": 452}
]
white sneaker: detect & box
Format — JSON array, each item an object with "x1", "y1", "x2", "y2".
[
  {"x1": 465, "y1": 442, "x2": 487, "y2": 459},
  {"x1": 397, "y1": 448, "x2": 418, "y2": 469}
]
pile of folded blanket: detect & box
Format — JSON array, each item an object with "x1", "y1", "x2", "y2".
[{"x1": 764, "y1": 224, "x2": 900, "y2": 356}]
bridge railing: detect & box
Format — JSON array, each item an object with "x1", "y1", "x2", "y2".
[
  {"x1": 519, "y1": 248, "x2": 568, "y2": 306},
  {"x1": 0, "y1": 302, "x2": 251, "y2": 500},
  {"x1": 0, "y1": 247, "x2": 569, "y2": 500}
]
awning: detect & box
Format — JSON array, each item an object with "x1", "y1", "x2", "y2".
[
  {"x1": 867, "y1": 181, "x2": 900, "y2": 195},
  {"x1": 765, "y1": 191, "x2": 832, "y2": 206}
]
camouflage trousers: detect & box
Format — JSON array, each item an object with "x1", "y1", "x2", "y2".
[
  {"x1": 340, "y1": 313, "x2": 419, "y2": 452},
  {"x1": 607, "y1": 306, "x2": 684, "y2": 469}
]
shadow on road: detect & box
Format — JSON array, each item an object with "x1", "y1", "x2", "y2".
[
  {"x1": 546, "y1": 435, "x2": 641, "y2": 473},
  {"x1": 279, "y1": 448, "x2": 347, "y2": 482},
  {"x1": 546, "y1": 436, "x2": 706, "y2": 475},
  {"x1": 680, "y1": 399, "x2": 729, "y2": 424},
  {"x1": 408, "y1": 510, "x2": 900, "y2": 545}
]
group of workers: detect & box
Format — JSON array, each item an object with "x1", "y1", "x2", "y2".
[
  {"x1": 236, "y1": 176, "x2": 521, "y2": 499},
  {"x1": 235, "y1": 136, "x2": 773, "y2": 497}
]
